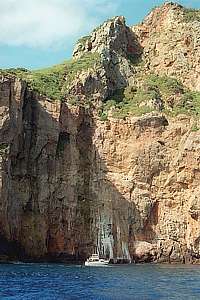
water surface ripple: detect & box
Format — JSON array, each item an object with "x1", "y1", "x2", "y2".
[{"x1": 0, "y1": 263, "x2": 200, "y2": 299}]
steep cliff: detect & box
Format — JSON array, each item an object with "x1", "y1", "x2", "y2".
[{"x1": 1, "y1": 2, "x2": 200, "y2": 263}]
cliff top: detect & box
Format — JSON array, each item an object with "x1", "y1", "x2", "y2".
[
  {"x1": 0, "y1": 2, "x2": 200, "y2": 115},
  {"x1": 141, "y1": 1, "x2": 200, "y2": 24}
]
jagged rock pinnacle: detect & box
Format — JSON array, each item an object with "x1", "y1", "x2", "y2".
[{"x1": 73, "y1": 16, "x2": 141, "y2": 59}]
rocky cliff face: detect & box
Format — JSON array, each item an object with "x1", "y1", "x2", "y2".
[
  {"x1": 1, "y1": 2, "x2": 200, "y2": 263},
  {"x1": 70, "y1": 15, "x2": 142, "y2": 103},
  {"x1": 133, "y1": 2, "x2": 200, "y2": 91}
]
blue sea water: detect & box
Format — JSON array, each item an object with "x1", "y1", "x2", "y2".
[{"x1": 0, "y1": 263, "x2": 200, "y2": 300}]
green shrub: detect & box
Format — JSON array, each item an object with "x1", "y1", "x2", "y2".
[
  {"x1": 99, "y1": 111, "x2": 108, "y2": 121},
  {"x1": 0, "y1": 143, "x2": 9, "y2": 155},
  {"x1": 30, "y1": 65, "x2": 65, "y2": 100},
  {"x1": 113, "y1": 104, "x2": 153, "y2": 118},
  {"x1": 191, "y1": 92, "x2": 200, "y2": 115},
  {"x1": 145, "y1": 74, "x2": 184, "y2": 96},
  {"x1": 183, "y1": 8, "x2": 200, "y2": 23},
  {"x1": 0, "y1": 68, "x2": 30, "y2": 81},
  {"x1": 179, "y1": 91, "x2": 200, "y2": 116},
  {"x1": 100, "y1": 74, "x2": 200, "y2": 120},
  {"x1": 101, "y1": 85, "x2": 155, "y2": 119},
  {"x1": 191, "y1": 123, "x2": 199, "y2": 132}
]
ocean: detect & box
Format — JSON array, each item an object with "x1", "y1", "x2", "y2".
[{"x1": 0, "y1": 263, "x2": 200, "y2": 299}]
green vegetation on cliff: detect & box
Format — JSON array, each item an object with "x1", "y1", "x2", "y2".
[
  {"x1": 100, "y1": 74, "x2": 200, "y2": 120},
  {"x1": 0, "y1": 53, "x2": 100, "y2": 101},
  {"x1": 0, "y1": 143, "x2": 9, "y2": 156},
  {"x1": 145, "y1": 75, "x2": 184, "y2": 97},
  {"x1": 99, "y1": 85, "x2": 155, "y2": 120},
  {"x1": 183, "y1": 8, "x2": 200, "y2": 22}
]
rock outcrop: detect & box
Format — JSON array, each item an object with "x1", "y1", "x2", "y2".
[
  {"x1": 71, "y1": 16, "x2": 142, "y2": 100},
  {"x1": 1, "y1": 2, "x2": 200, "y2": 263},
  {"x1": 133, "y1": 2, "x2": 200, "y2": 91}
]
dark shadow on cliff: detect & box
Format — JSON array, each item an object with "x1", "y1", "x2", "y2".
[{"x1": 0, "y1": 79, "x2": 160, "y2": 263}]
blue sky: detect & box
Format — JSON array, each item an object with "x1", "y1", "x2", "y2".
[{"x1": 0, "y1": 0, "x2": 199, "y2": 70}]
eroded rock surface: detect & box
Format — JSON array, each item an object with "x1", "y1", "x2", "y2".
[{"x1": 133, "y1": 2, "x2": 200, "y2": 91}]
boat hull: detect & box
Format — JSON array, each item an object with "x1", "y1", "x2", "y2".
[{"x1": 85, "y1": 260, "x2": 109, "y2": 267}]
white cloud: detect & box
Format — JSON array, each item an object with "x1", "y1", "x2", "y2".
[{"x1": 0, "y1": 0, "x2": 118, "y2": 48}]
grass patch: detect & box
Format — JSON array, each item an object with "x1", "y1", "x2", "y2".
[
  {"x1": 100, "y1": 74, "x2": 200, "y2": 120},
  {"x1": 99, "y1": 86, "x2": 155, "y2": 120},
  {"x1": 183, "y1": 8, "x2": 200, "y2": 22},
  {"x1": 0, "y1": 53, "x2": 100, "y2": 101},
  {"x1": 0, "y1": 68, "x2": 30, "y2": 78},
  {"x1": 191, "y1": 122, "x2": 199, "y2": 132},
  {"x1": 188, "y1": 92, "x2": 200, "y2": 115},
  {"x1": 166, "y1": 91, "x2": 200, "y2": 117},
  {"x1": 29, "y1": 64, "x2": 66, "y2": 100},
  {"x1": 112, "y1": 104, "x2": 153, "y2": 119},
  {"x1": 145, "y1": 74, "x2": 184, "y2": 97},
  {"x1": 143, "y1": 75, "x2": 200, "y2": 116}
]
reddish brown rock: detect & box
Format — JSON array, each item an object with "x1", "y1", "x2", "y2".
[{"x1": 1, "y1": 3, "x2": 200, "y2": 263}]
